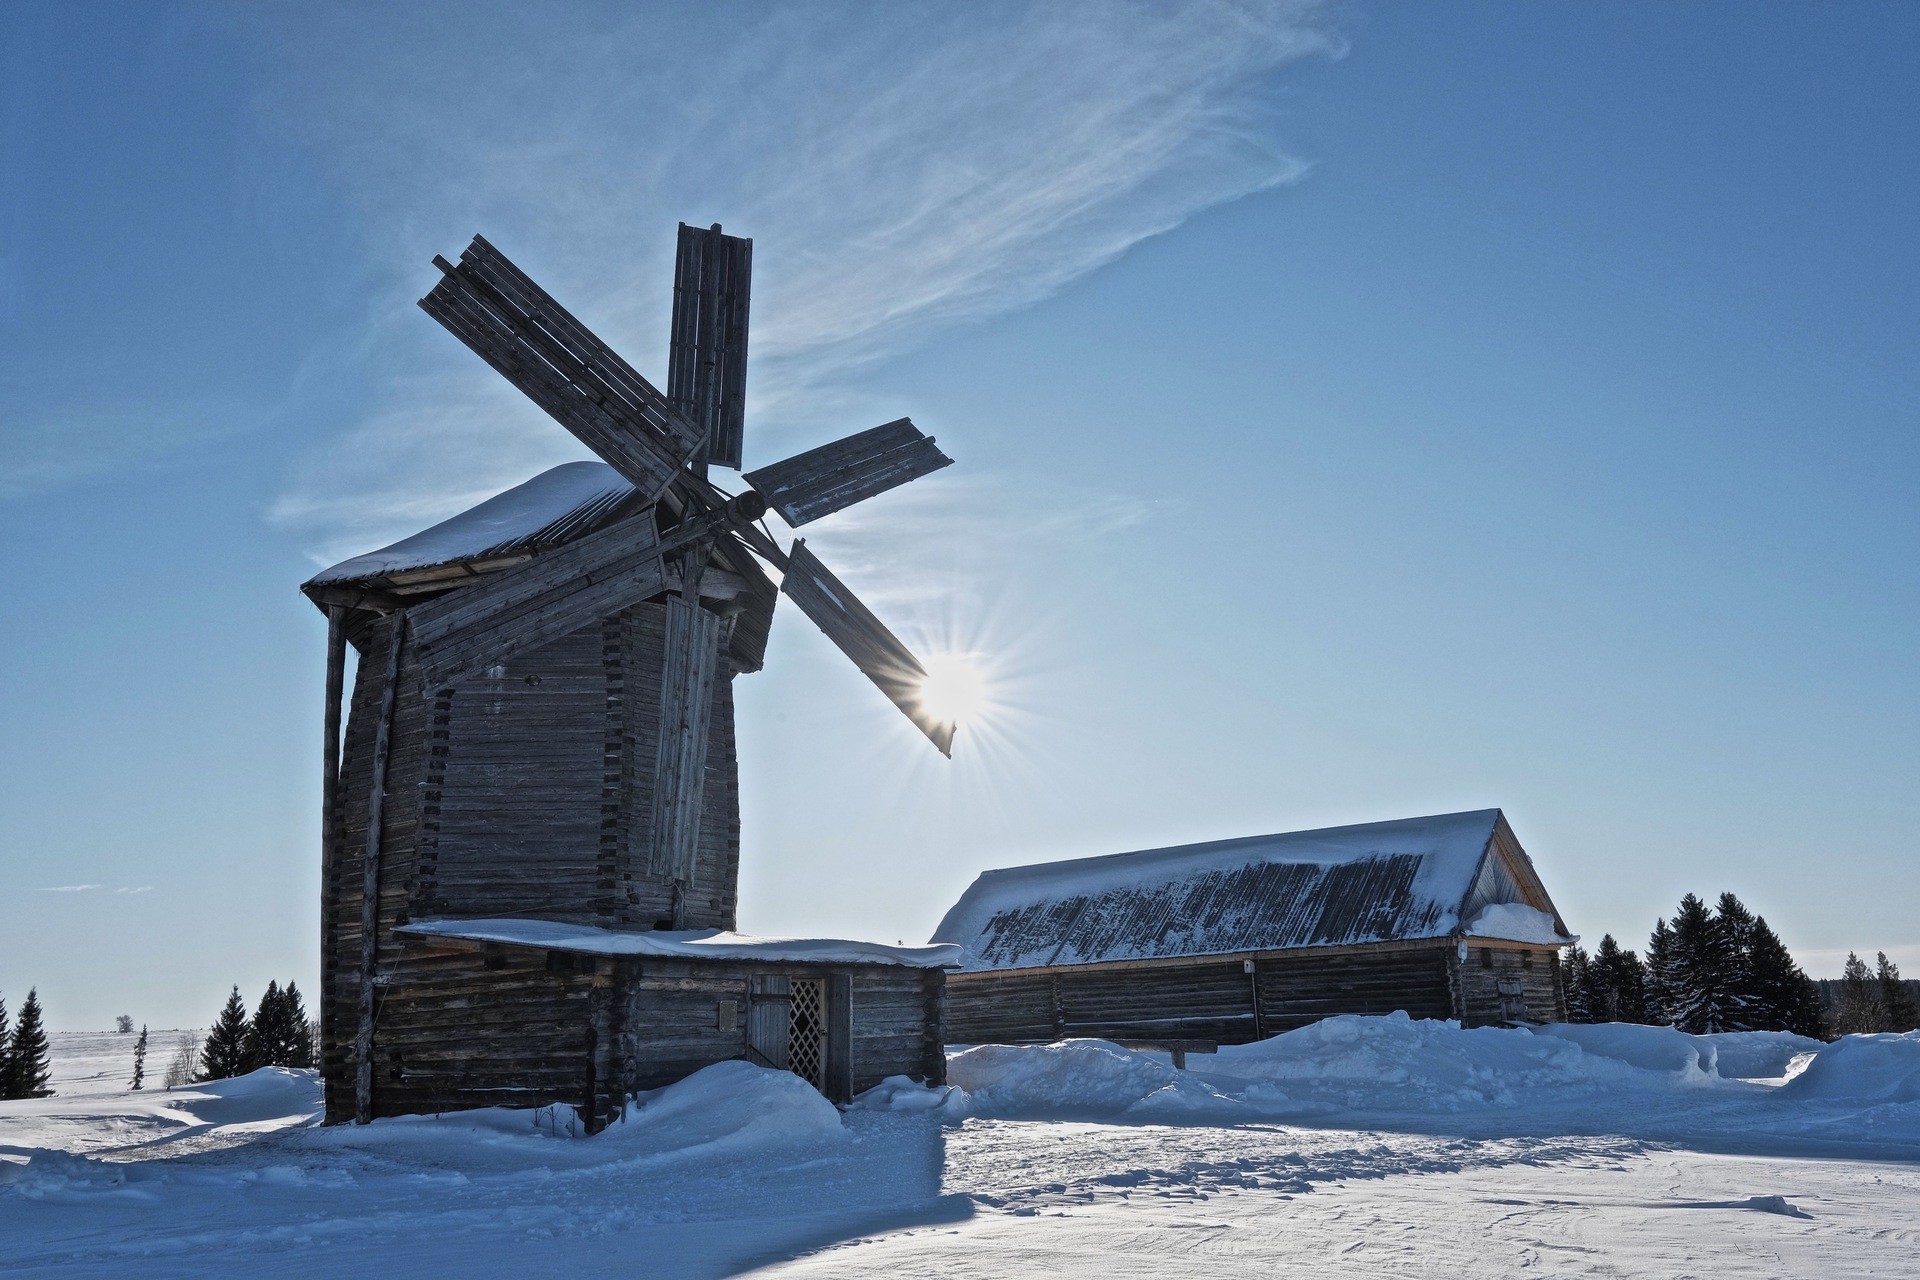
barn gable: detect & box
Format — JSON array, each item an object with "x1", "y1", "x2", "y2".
[{"x1": 935, "y1": 809, "x2": 1570, "y2": 974}]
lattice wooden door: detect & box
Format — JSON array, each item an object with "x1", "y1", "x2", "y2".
[{"x1": 787, "y1": 978, "x2": 827, "y2": 1090}]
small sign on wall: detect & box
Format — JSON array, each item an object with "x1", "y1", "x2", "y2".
[{"x1": 716, "y1": 999, "x2": 738, "y2": 1031}]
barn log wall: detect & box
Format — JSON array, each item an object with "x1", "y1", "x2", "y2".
[
  {"x1": 1453, "y1": 942, "x2": 1567, "y2": 1027},
  {"x1": 945, "y1": 945, "x2": 1458, "y2": 1047}
]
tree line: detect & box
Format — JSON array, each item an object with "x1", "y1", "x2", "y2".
[
  {"x1": 1564, "y1": 891, "x2": 1916, "y2": 1038},
  {"x1": 0, "y1": 989, "x2": 53, "y2": 1099}
]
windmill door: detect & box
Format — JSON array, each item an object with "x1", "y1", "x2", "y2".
[{"x1": 746, "y1": 973, "x2": 854, "y2": 1102}]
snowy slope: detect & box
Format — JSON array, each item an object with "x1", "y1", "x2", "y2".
[{"x1": 4, "y1": 1022, "x2": 1917, "y2": 1278}]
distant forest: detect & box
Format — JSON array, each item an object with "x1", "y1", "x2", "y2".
[{"x1": 1564, "y1": 891, "x2": 1918, "y2": 1039}]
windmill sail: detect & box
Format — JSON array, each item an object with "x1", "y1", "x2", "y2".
[
  {"x1": 744, "y1": 418, "x2": 951, "y2": 527},
  {"x1": 409, "y1": 509, "x2": 666, "y2": 688},
  {"x1": 420, "y1": 236, "x2": 706, "y2": 501},
  {"x1": 779, "y1": 540, "x2": 953, "y2": 756},
  {"x1": 667, "y1": 224, "x2": 752, "y2": 471}
]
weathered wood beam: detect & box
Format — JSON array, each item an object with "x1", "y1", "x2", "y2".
[
  {"x1": 651, "y1": 594, "x2": 720, "y2": 900},
  {"x1": 321, "y1": 606, "x2": 347, "y2": 1052},
  {"x1": 408, "y1": 509, "x2": 666, "y2": 688},
  {"x1": 355, "y1": 615, "x2": 406, "y2": 1125},
  {"x1": 667, "y1": 223, "x2": 752, "y2": 471},
  {"x1": 779, "y1": 540, "x2": 952, "y2": 756}
]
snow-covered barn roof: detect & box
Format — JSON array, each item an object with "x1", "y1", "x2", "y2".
[
  {"x1": 933, "y1": 809, "x2": 1571, "y2": 974},
  {"x1": 398, "y1": 918, "x2": 962, "y2": 969},
  {"x1": 307, "y1": 462, "x2": 640, "y2": 590}
]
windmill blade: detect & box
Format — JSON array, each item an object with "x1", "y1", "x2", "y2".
[
  {"x1": 651, "y1": 595, "x2": 723, "y2": 887},
  {"x1": 409, "y1": 508, "x2": 666, "y2": 688},
  {"x1": 744, "y1": 418, "x2": 951, "y2": 528},
  {"x1": 420, "y1": 236, "x2": 705, "y2": 501},
  {"x1": 779, "y1": 540, "x2": 953, "y2": 756},
  {"x1": 667, "y1": 223, "x2": 752, "y2": 471}
]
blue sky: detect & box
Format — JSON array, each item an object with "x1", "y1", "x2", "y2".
[{"x1": 2, "y1": 2, "x2": 1913, "y2": 1030}]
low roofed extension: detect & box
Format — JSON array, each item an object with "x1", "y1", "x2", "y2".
[{"x1": 934, "y1": 809, "x2": 1571, "y2": 974}]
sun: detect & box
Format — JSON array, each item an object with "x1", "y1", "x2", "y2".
[{"x1": 916, "y1": 653, "x2": 989, "y2": 731}]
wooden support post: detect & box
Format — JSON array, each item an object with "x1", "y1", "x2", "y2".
[
  {"x1": 354, "y1": 614, "x2": 406, "y2": 1125},
  {"x1": 1244, "y1": 958, "x2": 1265, "y2": 1041},
  {"x1": 320, "y1": 607, "x2": 347, "y2": 1053}
]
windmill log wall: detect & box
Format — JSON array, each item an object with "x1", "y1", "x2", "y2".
[
  {"x1": 945, "y1": 940, "x2": 1564, "y2": 1049},
  {"x1": 321, "y1": 601, "x2": 745, "y2": 1125}
]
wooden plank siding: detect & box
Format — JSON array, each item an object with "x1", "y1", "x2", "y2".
[{"x1": 1454, "y1": 941, "x2": 1568, "y2": 1026}]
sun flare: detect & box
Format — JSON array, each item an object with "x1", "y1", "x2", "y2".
[{"x1": 916, "y1": 653, "x2": 989, "y2": 730}]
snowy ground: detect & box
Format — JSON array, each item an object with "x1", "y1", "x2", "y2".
[{"x1": 3, "y1": 1018, "x2": 1917, "y2": 1278}]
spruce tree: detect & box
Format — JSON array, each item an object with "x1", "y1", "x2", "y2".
[
  {"x1": 1645, "y1": 919, "x2": 1678, "y2": 1024},
  {"x1": 1876, "y1": 953, "x2": 1918, "y2": 1033},
  {"x1": 130, "y1": 1025, "x2": 148, "y2": 1090},
  {"x1": 1835, "y1": 952, "x2": 1883, "y2": 1034},
  {"x1": 1563, "y1": 945, "x2": 1596, "y2": 1022},
  {"x1": 1744, "y1": 916, "x2": 1824, "y2": 1037},
  {"x1": 1667, "y1": 894, "x2": 1738, "y2": 1034},
  {"x1": 0, "y1": 995, "x2": 13, "y2": 1099},
  {"x1": 1713, "y1": 893, "x2": 1759, "y2": 1029},
  {"x1": 279, "y1": 984, "x2": 314, "y2": 1069},
  {"x1": 199, "y1": 987, "x2": 252, "y2": 1081},
  {"x1": 8, "y1": 990, "x2": 53, "y2": 1099},
  {"x1": 241, "y1": 981, "x2": 283, "y2": 1073},
  {"x1": 1593, "y1": 934, "x2": 1651, "y2": 1023}
]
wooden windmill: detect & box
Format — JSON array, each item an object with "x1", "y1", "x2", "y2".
[{"x1": 303, "y1": 226, "x2": 958, "y2": 1125}]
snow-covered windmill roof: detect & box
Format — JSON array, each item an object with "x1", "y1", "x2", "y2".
[
  {"x1": 933, "y1": 809, "x2": 1564, "y2": 974},
  {"x1": 307, "y1": 462, "x2": 639, "y2": 588}
]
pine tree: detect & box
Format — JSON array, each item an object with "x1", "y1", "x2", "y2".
[
  {"x1": 115, "y1": 1015, "x2": 134, "y2": 1035},
  {"x1": 1835, "y1": 952, "x2": 1883, "y2": 1034},
  {"x1": 279, "y1": 984, "x2": 314, "y2": 1069},
  {"x1": 8, "y1": 990, "x2": 53, "y2": 1099},
  {"x1": 130, "y1": 1025, "x2": 148, "y2": 1090},
  {"x1": 1876, "y1": 953, "x2": 1918, "y2": 1033},
  {"x1": 1645, "y1": 919, "x2": 1678, "y2": 1024},
  {"x1": 199, "y1": 987, "x2": 252, "y2": 1081},
  {"x1": 1667, "y1": 894, "x2": 1739, "y2": 1034},
  {"x1": 1744, "y1": 916, "x2": 1825, "y2": 1038},
  {"x1": 1713, "y1": 893, "x2": 1760, "y2": 1030}
]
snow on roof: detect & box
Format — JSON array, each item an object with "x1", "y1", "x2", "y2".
[
  {"x1": 1464, "y1": 902, "x2": 1575, "y2": 946},
  {"x1": 308, "y1": 462, "x2": 638, "y2": 586},
  {"x1": 932, "y1": 810, "x2": 1507, "y2": 973},
  {"x1": 398, "y1": 918, "x2": 962, "y2": 969}
]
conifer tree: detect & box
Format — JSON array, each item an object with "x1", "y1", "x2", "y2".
[
  {"x1": 1713, "y1": 893, "x2": 1759, "y2": 1028},
  {"x1": 1835, "y1": 952, "x2": 1883, "y2": 1034},
  {"x1": 199, "y1": 987, "x2": 252, "y2": 1081},
  {"x1": 1593, "y1": 934, "x2": 1652, "y2": 1023},
  {"x1": 1876, "y1": 953, "x2": 1918, "y2": 1033},
  {"x1": 1744, "y1": 916, "x2": 1824, "y2": 1038},
  {"x1": 0, "y1": 995, "x2": 13, "y2": 1099},
  {"x1": 279, "y1": 984, "x2": 314, "y2": 1069},
  {"x1": 8, "y1": 990, "x2": 53, "y2": 1099},
  {"x1": 241, "y1": 981, "x2": 283, "y2": 1073},
  {"x1": 1645, "y1": 919, "x2": 1678, "y2": 1023},
  {"x1": 1563, "y1": 945, "x2": 1596, "y2": 1021},
  {"x1": 1666, "y1": 894, "x2": 1739, "y2": 1033},
  {"x1": 130, "y1": 1025, "x2": 148, "y2": 1090}
]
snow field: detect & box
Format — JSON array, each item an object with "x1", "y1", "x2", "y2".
[{"x1": 3, "y1": 1018, "x2": 1917, "y2": 1277}]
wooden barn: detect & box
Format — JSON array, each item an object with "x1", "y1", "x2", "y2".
[
  {"x1": 933, "y1": 809, "x2": 1573, "y2": 1047},
  {"x1": 305, "y1": 227, "x2": 963, "y2": 1129}
]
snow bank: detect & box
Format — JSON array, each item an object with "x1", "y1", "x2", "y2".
[
  {"x1": 947, "y1": 1039, "x2": 1231, "y2": 1118},
  {"x1": 1780, "y1": 1032, "x2": 1920, "y2": 1104},
  {"x1": 600, "y1": 1060, "x2": 847, "y2": 1155},
  {"x1": 1698, "y1": 1031, "x2": 1826, "y2": 1081},
  {"x1": 1531, "y1": 1023, "x2": 1718, "y2": 1078},
  {"x1": 849, "y1": 1076, "x2": 967, "y2": 1116}
]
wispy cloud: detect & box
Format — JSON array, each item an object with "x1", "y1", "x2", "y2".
[
  {"x1": 38, "y1": 884, "x2": 101, "y2": 893},
  {"x1": 0, "y1": 399, "x2": 249, "y2": 501},
  {"x1": 256, "y1": 0, "x2": 1339, "y2": 558},
  {"x1": 116, "y1": 885, "x2": 154, "y2": 895}
]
